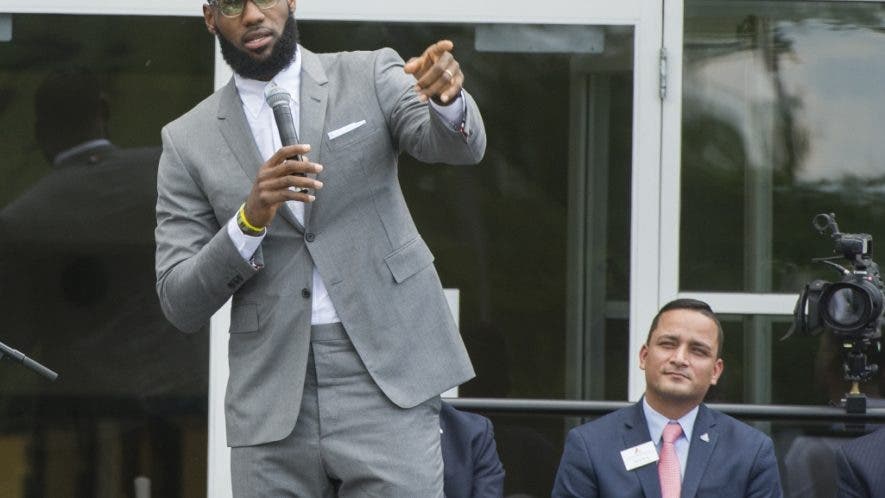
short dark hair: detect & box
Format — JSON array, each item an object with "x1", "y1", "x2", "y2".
[{"x1": 646, "y1": 298, "x2": 724, "y2": 358}]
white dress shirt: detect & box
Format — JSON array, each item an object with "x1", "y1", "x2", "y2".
[
  {"x1": 643, "y1": 397, "x2": 699, "y2": 479},
  {"x1": 226, "y1": 46, "x2": 465, "y2": 324}
]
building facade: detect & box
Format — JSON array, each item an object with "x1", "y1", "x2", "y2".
[{"x1": 1, "y1": 0, "x2": 883, "y2": 496}]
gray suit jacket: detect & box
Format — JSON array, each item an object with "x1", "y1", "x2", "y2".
[
  {"x1": 155, "y1": 46, "x2": 484, "y2": 447},
  {"x1": 552, "y1": 402, "x2": 783, "y2": 498}
]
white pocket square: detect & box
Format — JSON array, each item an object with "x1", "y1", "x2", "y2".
[{"x1": 327, "y1": 120, "x2": 367, "y2": 140}]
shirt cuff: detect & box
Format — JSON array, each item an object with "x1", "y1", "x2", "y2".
[
  {"x1": 429, "y1": 90, "x2": 466, "y2": 129},
  {"x1": 227, "y1": 215, "x2": 265, "y2": 262}
]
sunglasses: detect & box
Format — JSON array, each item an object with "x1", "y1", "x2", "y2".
[{"x1": 208, "y1": 0, "x2": 281, "y2": 18}]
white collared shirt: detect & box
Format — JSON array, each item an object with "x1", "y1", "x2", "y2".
[
  {"x1": 226, "y1": 47, "x2": 341, "y2": 324},
  {"x1": 643, "y1": 397, "x2": 699, "y2": 479},
  {"x1": 226, "y1": 45, "x2": 465, "y2": 324}
]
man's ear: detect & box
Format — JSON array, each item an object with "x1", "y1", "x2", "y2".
[
  {"x1": 203, "y1": 4, "x2": 217, "y2": 34},
  {"x1": 710, "y1": 358, "x2": 724, "y2": 386}
]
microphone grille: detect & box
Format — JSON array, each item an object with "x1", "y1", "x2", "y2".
[{"x1": 264, "y1": 83, "x2": 291, "y2": 108}]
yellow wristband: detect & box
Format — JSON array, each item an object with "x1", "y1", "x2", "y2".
[{"x1": 237, "y1": 203, "x2": 265, "y2": 235}]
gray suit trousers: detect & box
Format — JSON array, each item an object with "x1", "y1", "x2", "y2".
[{"x1": 231, "y1": 323, "x2": 444, "y2": 497}]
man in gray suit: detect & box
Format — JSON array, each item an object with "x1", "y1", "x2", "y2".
[
  {"x1": 553, "y1": 299, "x2": 783, "y2": 498},
  {"x1": 154, "y1": 0, "x2": 485, "y2": 496}
]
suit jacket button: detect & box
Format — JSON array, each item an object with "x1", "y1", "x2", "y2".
[
  {"x1": 301, "y1": 288, "x2": 312, "y2": 299},
  {"x1": 305, "y1": 232, "x2": 315, "y2": 242}
]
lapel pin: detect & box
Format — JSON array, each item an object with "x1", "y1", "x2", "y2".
[{"x1": 700, "y1": 433, "x2": 710, "y2": 442}]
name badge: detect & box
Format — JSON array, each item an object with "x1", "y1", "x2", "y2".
[{"x1": 620, "y1": 441, "x2": 659, "y2": 471}]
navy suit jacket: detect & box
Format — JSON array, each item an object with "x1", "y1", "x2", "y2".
[
  {"x1": 441, "y1": 403, "x2": 505, "y2": 498},
  {"x1": 552, "y1": 402, "x2": 783, "y2": 498},
  {"x1": 836, "y1": 428, "x2": 885, "y2": 498}
]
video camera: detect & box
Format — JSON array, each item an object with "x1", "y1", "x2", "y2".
[{"x1": 790, "y1": 213, "x2": 882, "y2": 412}]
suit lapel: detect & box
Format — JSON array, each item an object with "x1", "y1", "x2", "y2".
[
  {"x1": 216, "y1": 77, "x2": 304, "y2": 232},
  {"x1": 622, "y1": 402, "x2": 662, "y2": 498},
  {"x1": 297, "y1": 47, "x2": 329, "y2": 230},
  {"x1": 681, "y1": 404, "x2": 718, "y2": 498}
]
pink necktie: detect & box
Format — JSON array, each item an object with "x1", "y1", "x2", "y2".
[{"x1": 659, "y1": 422, "x2": 683, "y2": 498}]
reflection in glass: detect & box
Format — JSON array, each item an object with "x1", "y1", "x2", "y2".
[
  {"x1": 824, "y1": 285, "x2": 871, "y2": 329},
  {"x1": 680, "y1": 1, "x2": 885, "y2": 293},
  {"x1": 0, "y1": 15, "x2": 212, "y2": 498},
  {"x1": 481, "y1": 413, "x2": 564, "y2": 497},
  {"x1": 712, "y1": 314, "x2": 885, "y2": 406}
]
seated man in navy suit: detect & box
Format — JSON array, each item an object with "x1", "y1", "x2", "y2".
[
  {"x1": 553, "y1": 298, "x2": 783, "y2": 498},
  {"x1": 835, "y1": 427, "x2": 885, "y2": 498},
  {"x1": 441, "y1": 402, "x2": 505, "y2": 498}
]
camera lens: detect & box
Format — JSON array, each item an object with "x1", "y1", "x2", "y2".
[
  {"x1": 826, "y1": 287, "x2": 869, "y2": 327},
  {"x1": 820, "y1": 280, "x2": 883, "y2": 334}
]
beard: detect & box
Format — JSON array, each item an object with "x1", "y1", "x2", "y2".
[{"x1": 216, "y1": 14, "x2": 299, "y2": 81}]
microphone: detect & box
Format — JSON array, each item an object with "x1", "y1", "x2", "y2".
[
  {"x1": 264, "y1": 82, "x2": 308, "y2": 193},
  {"x1": 0, "y1": 339, "x2": 58, "y2": 381}
]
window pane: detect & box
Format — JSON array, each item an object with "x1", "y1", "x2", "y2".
[
  {"x1": 705, "y1": 314, "x2": 884, "y2": 406},
  {"x1": 0, "y1": 15, "x2": 212, "y2": 497},
  {"x1": 680, "y1": 1, "x2": 885, "y2": 293},
  {"x1": 484, "y1": 413, "x2": 565, "y2": 497},
  {"x1": 300, "y1": 21, "x2": 634, "y2": 400}
]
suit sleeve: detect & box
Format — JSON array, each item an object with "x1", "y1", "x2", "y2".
[
  {"x1": 471, "y1": 417, "x2": 505, "y2": 498},
  {"x1": 372, "y1": 47, "x2": 486, "y2": 166},
  {"x1": 745, "y1": 436, "x2": 785, "y2": 498},
  {"x1": 154, "y1": 124, "x2": 259, "y2": 333},
  {"x1": 835, "y1": 446, "x2": 867, "y2": 498},
  {"x1": 552, "y1": 428, "x2": 598, "y2": 498}
]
